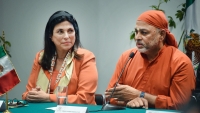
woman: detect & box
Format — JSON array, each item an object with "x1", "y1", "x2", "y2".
[{"x1": 22, "y1": 11, "x2": 98, "y2": 104}]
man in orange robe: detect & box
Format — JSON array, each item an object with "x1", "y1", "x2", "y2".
[{"x1": 105, "y1": 10, "x2": 195, "y2": 109}]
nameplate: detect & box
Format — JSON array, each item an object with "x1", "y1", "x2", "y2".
[{"x1": 55, "y1": 105, "x2": 88, "y2": 113}]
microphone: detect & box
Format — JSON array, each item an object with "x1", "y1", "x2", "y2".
[{"x1": 101, "y1": 52, "x2": 135, "y2": 111}]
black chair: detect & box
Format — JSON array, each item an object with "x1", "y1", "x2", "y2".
[
  {"x1": 95, "y1": 94, "x2": 105, "y2": 105},
  {"x1": 196, "y1": 63, "x2": 200, "y2": 91},
  {"x1": 182, "y1": 93, "x2": 200, "y2": 113},
  {"x1": 192, "y1": 63, "x2": 200, "y2": 102}
]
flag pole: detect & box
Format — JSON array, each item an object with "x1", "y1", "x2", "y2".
[{"x1": 3, "y1": 93, "x2": 11, "y2": 113}]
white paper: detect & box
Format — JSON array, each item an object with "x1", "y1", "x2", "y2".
[
  {"x1": 146, "y1": 110, "x2": 180, "y2": 113},
  {"x1": 0, "y1": 100, "x2": 5, "y2": 111},
  {"x1": 46, "y1": 107, "x2": 57, "y2": 111},
  {"x1": 55, "y1": 105, "x2": 88, "y2": 113},
  {"x1": 0, "y1": 101, "x2": 3, "y2": 106}
]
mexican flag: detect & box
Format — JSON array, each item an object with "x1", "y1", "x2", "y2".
[
  {"x1": 184, "y1": 0, "x2": 200, "y2": 70},
  {"x1": 0, "y1": 45, "x2": 20, "y2": 95}
]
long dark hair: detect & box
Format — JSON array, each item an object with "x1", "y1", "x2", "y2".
[{"x1": 40, "y1": 11, "x2": 82, "y2": 70}]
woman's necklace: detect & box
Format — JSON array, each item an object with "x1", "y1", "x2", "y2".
[{"x1": 47, "y1": 52, "x2": 70, "y2": 94}]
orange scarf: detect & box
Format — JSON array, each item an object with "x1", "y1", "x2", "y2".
[{"x1": 137, "y1": 10, "x2": 178, "y2": 48}]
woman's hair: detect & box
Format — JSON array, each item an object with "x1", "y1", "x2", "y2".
[{"x1": 40, "y1": 10, "x2": 82, "y2": 70}]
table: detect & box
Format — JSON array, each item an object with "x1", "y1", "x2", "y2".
[{"x1": 2, "y1": 102, "x2": 179, "y2": 113}]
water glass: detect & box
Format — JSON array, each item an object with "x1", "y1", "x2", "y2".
[{"x1": 56, "y1": 86, "x2": 68, "y2": 105}]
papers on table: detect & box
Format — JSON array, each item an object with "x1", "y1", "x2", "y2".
[
  {"x1": 46, "y1": 105, "x2": 88, "y2": 113},
  {"x1": 46, "y1": 106, "x2": 180, "y2": 113},
  {"x1": 46, "y1": 107, "x2": 57, "y2": 110},
  {"x1": 0, "y1": 101, "x2": 3, "y2": 106},
  {"x1": 0, "y1": 100, "x2": 6, "y2": 112},
  {"x1": 146, "y1": 110, "x2": 180, "y2": 113}
]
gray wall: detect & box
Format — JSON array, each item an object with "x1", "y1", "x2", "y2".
[{"x1": 0, "y1": 0, "x2": 185, "y2": 99}]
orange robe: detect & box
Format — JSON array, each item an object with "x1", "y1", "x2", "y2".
[
  {"x1": 22, "y1": 48, "x2": 98, "y2": 104},
  {"x1": 107, "y1": 45, "x2": 195, "y2": 109}
]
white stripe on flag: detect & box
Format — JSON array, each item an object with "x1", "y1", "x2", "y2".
[{"x1": 0, "y1": 55, "x2": 13, "y2": 77}]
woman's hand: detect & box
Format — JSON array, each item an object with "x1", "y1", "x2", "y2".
[
  {"x1": 26, "y1": 88, "x2": 50, "y2": 102},
  {"x1": 126, "y1": 97, "x2": 148, "y2": 109}
]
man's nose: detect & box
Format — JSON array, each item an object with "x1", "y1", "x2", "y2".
[{"x1": 135, "y1": 33, "x2": 142, "y2": 40}]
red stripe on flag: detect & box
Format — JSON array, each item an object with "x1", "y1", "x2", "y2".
[{"x1": 0, "y1": 69, "x2": 20, "y2": 95}]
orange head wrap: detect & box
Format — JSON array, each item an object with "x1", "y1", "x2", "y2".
[{"x1": 137, "y1": 10, "x2": 178, "y2": 48}]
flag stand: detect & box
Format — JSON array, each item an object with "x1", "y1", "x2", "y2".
[{"x1": 3, "y1": 93, "x2": 11, "y2": 113}]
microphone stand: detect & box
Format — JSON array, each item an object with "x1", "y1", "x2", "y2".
[
  {"x1": 101, "y1": 52, "x2": 135, "y2": 111},
  {"x1": 101, "y1": 102, "x2": 125, "y2": 110},
  {"x1": 101, "y1": 79, "x2": 126, "y2": 110}
]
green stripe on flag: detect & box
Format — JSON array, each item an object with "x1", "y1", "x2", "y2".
[
  {"x1": 0, "y1": 46, "x2": 6, "y2": 58},
  {"x1": 186, "y1": 0, "x2": 195, "y2": 10}
]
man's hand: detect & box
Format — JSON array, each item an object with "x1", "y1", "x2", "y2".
[
  {"x1": 126, "y1": 97, "x2": 148, "y2": 109},
  {"x1": 105, "y1": 84, "x2": 140, "y2": 102}
]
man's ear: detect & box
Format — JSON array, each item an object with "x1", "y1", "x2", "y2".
[{"x1": 160, "y1": 30, "x2": 166, "y2": 41}]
